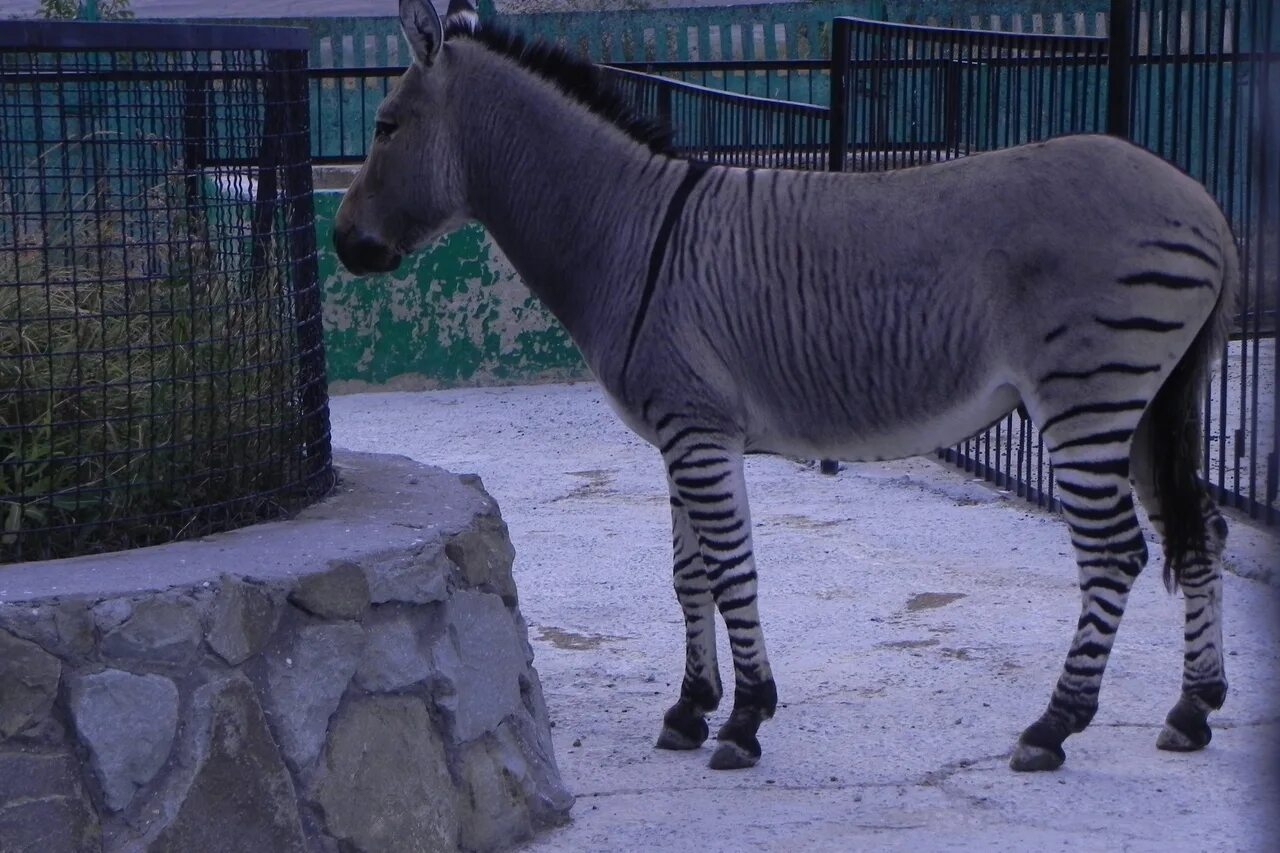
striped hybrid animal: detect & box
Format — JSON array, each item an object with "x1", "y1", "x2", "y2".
[{"x1": 335, "y1": 0, "x2": 1239, "y2": 772}]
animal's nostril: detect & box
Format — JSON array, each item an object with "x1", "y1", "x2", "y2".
[{"x1": 334, "y1": 228, "x2": 402, "y2": 275}]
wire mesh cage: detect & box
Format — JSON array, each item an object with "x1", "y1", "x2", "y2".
[{"x1": 0, "y1": 22, "x2": 334, "y2": 563}]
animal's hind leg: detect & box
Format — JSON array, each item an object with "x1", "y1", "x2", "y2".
[
  {"x1": 1130, "y1": 417, "x2": 1229, "y2": 752},
  {"x1": 655, "y1": 493, "x2": 722, "y2": 751},
  {"x1": 1010, "y1": 403, "x2": 1149, "y2": 771}
]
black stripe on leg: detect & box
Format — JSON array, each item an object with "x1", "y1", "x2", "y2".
[
  {"x1": 1057, "y1": 481, "x2": 1120, "y2": 501},
  {"x1": 1040, "y1": 400, "x2": 1148, "y2": 432},
  {"x1": 1049, "y1": 429, "x2": 1133, "y2": 453},
  {"x1": 1095, "y1": 316, "x2": 1186, "y2": 333},
  {"x1": 1054, "y1": 458, "x2": 1130, "y2": 477},
  {"x1": 1039, "y1": 363, "x2": 1161, "y2": 384},
  {"x1": 1118, "y1": 271, "x2": 1215, "y2": 289}
]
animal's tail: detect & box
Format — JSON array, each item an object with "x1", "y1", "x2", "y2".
[{"x1": 1144, "y1": 225, "x2": 1240, "y2": 589}]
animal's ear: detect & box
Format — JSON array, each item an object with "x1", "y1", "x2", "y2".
[
  {"x1": 400, "y1": 0, "x2": 444, "y2": 67},
  {"x1": 445, "y1": 0, "x2": 479, "y2": 33}
]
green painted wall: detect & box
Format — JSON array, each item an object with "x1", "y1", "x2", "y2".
[{"x1": 314, "y1": 191, "x2": 587, "y2": 390}]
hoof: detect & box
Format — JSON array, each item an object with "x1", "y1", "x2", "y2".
[
  {"x1": 656, "y1": 719, "x2": 708, "y2": 751},
  {"x1": 1156, "y1": 721, "x2": 1211, "y2": 752},
  {"x1": 1158, "y1": 696, "x2": 1213, "y2": 752},
  {"x1": 1009, "y1": 742, "x2": 1065, "y2": 772},
  {"x1": 709, "y1": 740, "x2": 760, "y2": 770},
  {"x1": 656, "y1": 704, "x2": 709, "y2": 751}
]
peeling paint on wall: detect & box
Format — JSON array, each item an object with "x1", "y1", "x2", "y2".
[{"x1": 314, "y1": 191, "x2": 588, "y2": 389}]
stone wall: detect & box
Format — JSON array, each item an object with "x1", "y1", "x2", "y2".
[{"x1": 0, "y1": 452, "x2": 572, "y2": 853}]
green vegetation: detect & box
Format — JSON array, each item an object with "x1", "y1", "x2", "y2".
[
  {"x1": 0, "y1": 161, "x2": 317, "y2": 562},
  {"x1": 37, "y1": 0, "x2": 135, "y2": 21}
]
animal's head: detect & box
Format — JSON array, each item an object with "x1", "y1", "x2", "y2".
[{"x1": 333, "y1": 0, "x2": 478, "y2": 274}]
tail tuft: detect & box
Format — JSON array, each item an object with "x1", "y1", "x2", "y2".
[{"x1": 1146, "y1": 226, "x2": 1239, "y2": 590}]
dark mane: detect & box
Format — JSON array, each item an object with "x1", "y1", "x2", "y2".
[{"x1": 444, "y1": 18, "x2": 675, "y2": 155}]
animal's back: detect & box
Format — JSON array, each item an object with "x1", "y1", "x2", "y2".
[{"x1": 638, "y1": 134, "x2": 1231, "y2": 459}]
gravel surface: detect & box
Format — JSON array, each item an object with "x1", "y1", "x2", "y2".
[{"x1": 331, "y1": 382, "x2": 1279, "y2": 852}]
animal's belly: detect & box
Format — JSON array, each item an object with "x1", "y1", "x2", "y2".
[{"x1": 748, "y1": 383, "x2": 1022, "y2": 462}]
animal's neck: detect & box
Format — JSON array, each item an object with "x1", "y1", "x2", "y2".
[{"x1": 451, "y1": 44, "x2": 684, "y2": 357}]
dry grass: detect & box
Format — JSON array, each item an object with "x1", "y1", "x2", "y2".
[{"x1": 0, "y1": 166, "x2": 314, "y2": 562}]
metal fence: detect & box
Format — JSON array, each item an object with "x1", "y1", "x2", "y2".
[
  {"x1": 309, "y1": 61, "x2": 830, "y2": 166},
  {"x1": 828, "y1": 1, "x2": 1276, "y2": 525},
  {"x1": 1117, "y1": 0, "x2": 1278, "y2": 525},
  {"x1": 308, "y1": 65, "x2": 397, "y2": 165},
  {"x1": 831, "y1": 19, "x2": 1108, "y2": 170},
  {"x1": 613, "y1": 59, "x2": 831, "y2": 106},
  {"x1": 0, "y1": 21, "x2": 334, "y2": 562},
  {"x1": 819, "y1": 1, "x2": 1269, "y2": 525},
  {"x1": 603, "y1": 66, "x2": 830, "y2": 169}
]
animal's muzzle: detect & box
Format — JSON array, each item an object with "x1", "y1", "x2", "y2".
[{"x1": 333, "y1": 226, "x2": 403, "y2": 275}]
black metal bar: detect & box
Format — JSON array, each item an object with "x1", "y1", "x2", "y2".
[
  {"x1": 277, "y1": 48, "x2": 334, "y2": 480},
  {"x1": 828, "y1": 18, "x2": 850, "y2": 172},
  {"x1": 1109, "y1": 0, "x2": 1133, "y2": 136},
  {"x1": 0, "y1": 20, "x2": 308, "y2": 51}
]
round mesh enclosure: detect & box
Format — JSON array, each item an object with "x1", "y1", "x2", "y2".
[{"x1": 0, "y1": 22, "x2": 334, "y2": 562}]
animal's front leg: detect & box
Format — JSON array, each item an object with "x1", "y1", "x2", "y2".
[
  {"x1": 660, "y1": 430, "x2": 776, "y2": 770},
  {"x1": 654, "y1": 493, "x2": 722, "y2": 751}
]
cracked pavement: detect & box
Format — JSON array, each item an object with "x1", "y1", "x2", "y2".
[{"x1": 331, "y1": 382, "x2": 1279, "y2": 852}]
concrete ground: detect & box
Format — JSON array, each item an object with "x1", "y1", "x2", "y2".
[{"x1": 330, "y1": 382, "x2": 1280, "y2": 853}]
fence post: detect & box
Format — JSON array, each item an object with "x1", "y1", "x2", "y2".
[
  {"x1": 1106, "y1": 0, "x2": 1132, "y2": 137},
  {"x1": 181, "y1": 77, "x2": 209, "y2": 227},
  {"x1": 278, "y1": 48, "x2": 334, "y2": 475},
  {"x1": 828, "y1": 17, "x2": 850, "y2": 172},
  {"x1": 249, "y1": 60, "x2": 283, "y2": 292}
]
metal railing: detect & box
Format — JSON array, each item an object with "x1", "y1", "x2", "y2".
[
  {"x1": 307, "y1": 61, "x2": 830, "y2": 166},
  {"x1": 829, "y1": 2, "x2": 1276, "y2": 525},
  {"x1": 613, "y1": 59, "x2": 830, "y2": 105},
  {"x1": 830, "y1": 19, "x2": 1108, "y2": 171},
  {"x1": 0, "y1": 21, "x2": 334, "y2": 562},
  {"x1": 1119, "y1": 0, "x2": 1278, "y2": 525},
  {"x1": 603, "y1": 67, "x2": 829, "y2": 169},
  {"x1": 308, "y1": 65, "x2": 398, "y2": 165}
]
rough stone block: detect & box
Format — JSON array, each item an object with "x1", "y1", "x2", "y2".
[
  {"x1": 354, "y1": 611, "x2": 435, "y2": 693},
  {"x1": 445, "y1": 516, "x2": 517, "y2": 600},
  {"x1": 0, "y1": 750, "x2": 99, "y2": 853},
  {"x1": 457, "y1": 733, "x2": 533, "y2": 852},
  {"x1": 263, "y1": 622, "x2": 364, "y2": 771},
  {"x1": 145, "y1": 675, "x2": 305, "y2": 853},
  {"x1": 0, "y1": 452, "x2": 570, "y2": 851},
  {"x1": 91, "y1": 598, "x2": 132, "y2": 634},
  {"x1": 311, "y1": 696, "x2": 459, "y2": 853},
  {"x1": 0, "y1": 629, "x2": 61, "y2": 740},
  {"x1": 99, "y1": 596, "x2": 202, "y2": 666},
  {"x1": 365, "y1": 548, "x2": 451, "y2": 606},
  {"x1": 68, "y1": 670, "x2": 179, "y2": 812},
  {"x1": 287, "y1": 561, "x2": 369, "y2": 620},
  {"x1": 206, "y1": 577, "x2": 280, "y2": 666},
  {"x1": 0, "y1": 601, "x2": 93, "y2": 659},
  {"x1": 503, "y1": 709, "x2": 575, "y2": 828},
  {"x1": 430, "y1": 590, "x2": 526, "y2": 743}
]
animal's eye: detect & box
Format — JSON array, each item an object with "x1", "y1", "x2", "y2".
[{"x1": 374, "y1": 120, "x2": 397, "y2": 140}]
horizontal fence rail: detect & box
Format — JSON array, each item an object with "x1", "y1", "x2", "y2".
[
  {"x1": 832, "y1": 19, "x2": 1108, "y2": 171},
  {"x1": 0, "y1": 21, "x2": 334, "y2": 561},
  {"x1": 612, "y1": 59, "x2": 831, "y2": 106},
  {"x1": 603, "y1": 67, "x2": 830, "y2": 169}
]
